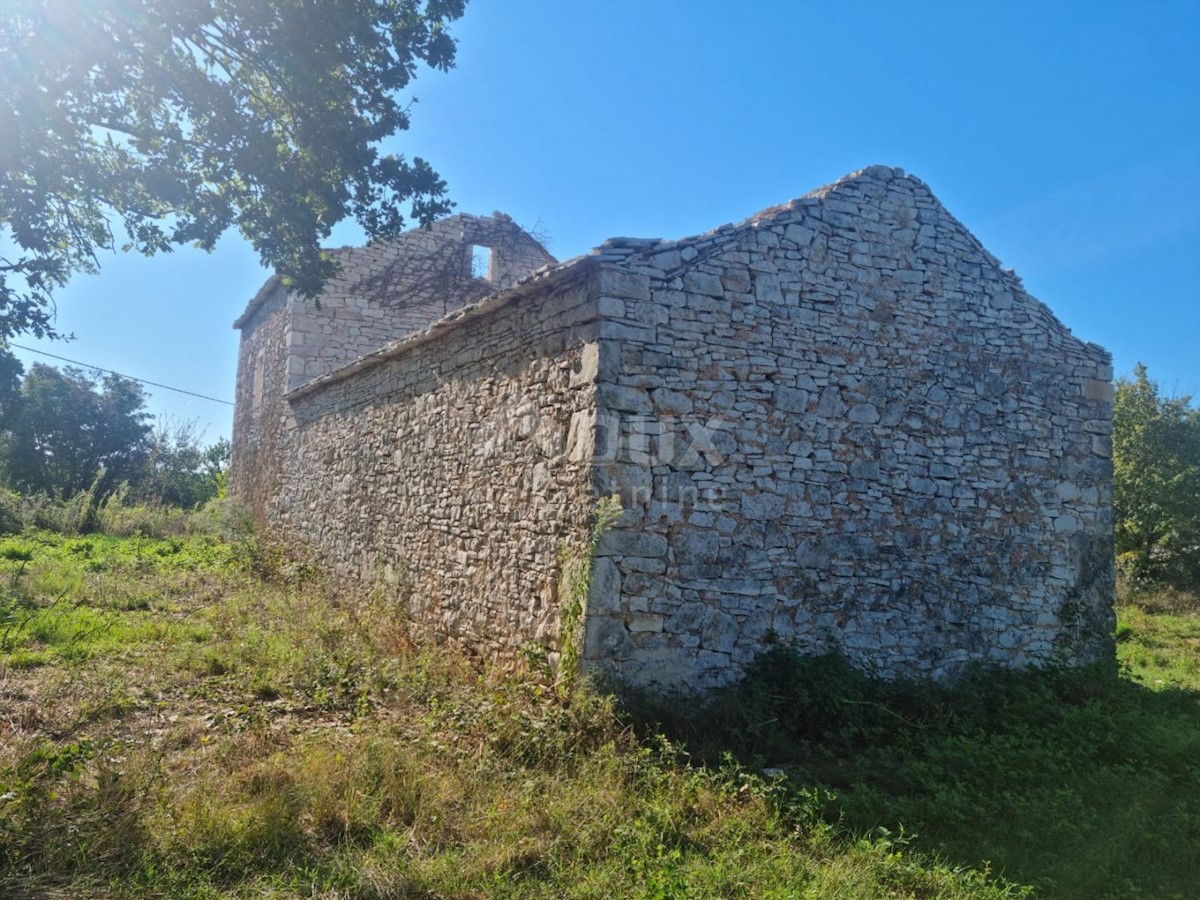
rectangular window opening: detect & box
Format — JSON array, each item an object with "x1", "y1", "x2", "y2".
[{"x1": 470, "y1": 244, "x2": 495, "y2": 281}]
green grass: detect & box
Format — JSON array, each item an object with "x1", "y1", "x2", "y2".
[
  {"x1": 0, "y1": 531, "x2": 1197, "y2": 898},
  {"x1": 651, "y1": 604, "x2": 1200, "y2": 900},
  {"x1": 1119, "y1": 603, "x2": 1200, "y2": 690}
]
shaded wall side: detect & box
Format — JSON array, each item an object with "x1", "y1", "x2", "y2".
[
  {"x1": 277, "y1": 279, "x2": 600, "y2": 664},
  {"x1": 584, "y1": 172, "x2": 1114, "y2": 694},
  {"x1": 230, "y1": 285, "x2": 291, "y2": 528}
]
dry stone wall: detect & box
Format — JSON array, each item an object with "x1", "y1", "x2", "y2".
[
  {"x1": 275, "y1": 273, "x2": 600, "y2": 662},
  {"x1": 580, "y1": 166, "x2": 1114, "y2": 694}
]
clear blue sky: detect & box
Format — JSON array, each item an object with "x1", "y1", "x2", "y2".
[{"x1": 12, "y1": 0, "x2": 1199, "y2": 442}]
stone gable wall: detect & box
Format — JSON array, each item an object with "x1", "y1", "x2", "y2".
[
  {"x1": 581, "y1": 167, "x2": 1114, "y2": 694},
  {"x1": 274, "y1": 275, "x2": 600, "y2": 662},
  {"x1": 286, "y1": 215, "x2": 557, "y2": 390}
]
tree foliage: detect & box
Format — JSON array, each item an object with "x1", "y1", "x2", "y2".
[
  {"x1": 0, "y1": 358, "x2": 230, "y2": 509},
  {"x1": 136, "y1": 420, "x2": 230, "y2": 508},
  {"x1": 0, "y1": 0, "x2": 466, "y2": 340},
  {"x1": 1112, "y1": 363, "x2": 1200, "y2": 590},
  {"x1": 0, "y1": 360, "x2": 152, "y2": 497}
]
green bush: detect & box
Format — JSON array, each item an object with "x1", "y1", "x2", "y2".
[
  {"x1": 95, "y1": 482, "x2": 189, "y2": 538},
  {"x1": 0, "y1": 480, "x2": 244, "y2": 540},
  {"x1": 0, "y1": 486, "x2": 24, "y2": 535},
  {"x1": 21, "y1": 486, "x2": 97, "y2": 534}
]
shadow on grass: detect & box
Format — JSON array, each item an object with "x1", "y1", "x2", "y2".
[{"x1": 635, "y1": 649, "x2": 1200, "y2": 900}]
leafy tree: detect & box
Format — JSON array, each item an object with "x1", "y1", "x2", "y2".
[
  {"x1": 0, "y1": 349, "x2": 24, "y2": 428},
  {"x1": 0, "y1": 0, "x2": 466, "y2": 340},
  {"x1": 135, "y1": 420, "x2": 230, "y2": 508},
  {"x1": 0, "y1": 362, "x2": 152, "y2": 496},
  {"x1": 1112, "y1": 363, "x2": 1200, "y2": 590}
]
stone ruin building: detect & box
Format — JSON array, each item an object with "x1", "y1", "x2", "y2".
[{"x1": 230, "y1": 166, "x2": 1115, "y2": 696}]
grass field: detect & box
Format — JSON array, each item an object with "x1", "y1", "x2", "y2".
[{"x1": 0, "y1": 530, "x2": 1197, "y2": 898}]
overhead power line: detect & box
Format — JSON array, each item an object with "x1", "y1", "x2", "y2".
[{"x1": 7, "y1": 342, "x2": 234, "y2": 407}]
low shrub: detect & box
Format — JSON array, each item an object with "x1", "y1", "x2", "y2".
[
  {"x1": 0, "y1": 486, "x2": 24, "y2": 535},
  {"x1": 95, "y1": 483, "x2": 191, "y2": 538},
  {"x1": 0, "y1": 481, "x2": 249, "y2": 542},
  {"x1": 21, "y1": 488, "x2": 96, "y2": 534}
]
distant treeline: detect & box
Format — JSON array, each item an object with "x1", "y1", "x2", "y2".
[{"x1": 0, "y1": 349, "x2": 229, "y2": 533}]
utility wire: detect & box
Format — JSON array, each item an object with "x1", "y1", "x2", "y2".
[{"x1": 7, "y1": 342, "x2": 234, "y2": 406}]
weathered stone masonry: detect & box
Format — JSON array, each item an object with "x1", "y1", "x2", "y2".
[
  {"x1": 231, "y1": 167, "x2": 1115, "y2": 695},
  {"x1": 282, "y1": 275, "x2": 601, "y2": 662}
]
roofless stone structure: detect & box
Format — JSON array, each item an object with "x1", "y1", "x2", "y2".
[{"x1": 231, "y1": 166, "x2": 1115, "y2": 695}]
